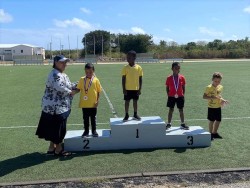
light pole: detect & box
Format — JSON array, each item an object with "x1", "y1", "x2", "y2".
[
  {"x1": 101, "y1": 34, "x2": 103, "y2": 59},
  {"x1": 93, "y1": 35, "x2": 95, "y2": 56}
]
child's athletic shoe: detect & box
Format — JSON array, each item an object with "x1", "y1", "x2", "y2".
[
  {"x1": 180, "y1": 123, "x2": 189, "y2": 130},
  {"x1": 211, "y1": 134, "x2": 214, "y2": 141},
  {"x1": 81, "y1": 131, "x2": 89, "y2": 138},
  {"x1": 133, "y1": 114, "x2": 141, "y2": 121},
  {"x1": 123, "y1": 114, "x2": 129, "y2": 122},
  {"x1": 166, "y1": 123, "x2": 171, "y2": 129},
  {"x1": 92, "y1": 131, "x2": 99, "y2": 137},
  {"x1": 212, "y1": 133, "x2": 223, "y2": 139}
]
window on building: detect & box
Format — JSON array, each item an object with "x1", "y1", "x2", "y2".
[
  {"x1": 13, "y1": 50, "x2": 15, "y2": 53},
  {"x1": 21, "y1": 50, "x2": 23, "y2": 53}
]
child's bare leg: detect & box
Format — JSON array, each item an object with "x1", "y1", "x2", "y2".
[
  {"x1": 125, "y1": 100, "x2": 130, "y2": 114},
  {"x1": 212, "y1": 121, "x2": 221, "y2": 133},
  {"x1": 179, "y1": 108, "x2": 184, "y2": 123},
  {"x1": 209, "y1": 121, "x2": 214, "y2": 133},
  {"x1": 48, "y1": 141, "x2": 55, "y2": 151},
  {"x1": 133, "y1": 100, "x2": 137, "y2": 113},
  {"x1": 168, "y1": 108, "x2": 174, "y2": 123}
]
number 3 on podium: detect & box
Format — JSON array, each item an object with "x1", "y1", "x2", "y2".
[{"x1": 187, "y1": 136, "x2": 194, "y2": 145}]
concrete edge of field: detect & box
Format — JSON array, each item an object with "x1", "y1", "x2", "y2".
[{"x1": 1, "y1": 167, "x2": 250, "y2": 187}]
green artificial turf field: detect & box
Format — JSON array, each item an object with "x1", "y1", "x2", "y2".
[{"x1": 0, "y1": 61, "x2": 250, "y2": 183}]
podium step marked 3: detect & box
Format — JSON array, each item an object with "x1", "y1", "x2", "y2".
[{"x1": 64, "y1": 116, "x2": 211, "y2": 151}]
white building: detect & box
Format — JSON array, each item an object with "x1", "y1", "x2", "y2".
[{"x1": 0, "y1": 44, "x2": 45, "y2": 61}]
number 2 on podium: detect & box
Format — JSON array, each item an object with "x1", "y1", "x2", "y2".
[{"x1": 83, "y1": 139, "x2": 90, "y2": 149}]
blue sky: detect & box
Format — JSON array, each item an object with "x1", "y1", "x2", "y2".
[{"x1": 0, "y1": 0, "x2": 250, "y2": 50}]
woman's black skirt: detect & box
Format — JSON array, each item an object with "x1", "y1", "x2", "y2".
[{"x1": 36, "y1": 110, "x2": 71, "y2": 144}]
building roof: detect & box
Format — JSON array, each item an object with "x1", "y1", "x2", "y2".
[{"x1": 0, "y1": 44, "x2": 43, "y2": 48}]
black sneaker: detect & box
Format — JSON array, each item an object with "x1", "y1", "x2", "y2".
[
  {"x1": 133, "y1": 114, "x2": 141, "y2": 121},
  {"x1": 166, "y1": 123, "x2": 171, "y2": 129},
  {"x1": 81, "y1": 131, "x2": 89, "y2": 138},
  {"x1": 123, "y1": 114, "x2": 129, "y2": 122},
  {"x1": 211, "y1": 134, "x2": 214, "y2": 141},
  {"x1": 180, "y1": 123, "x2": 189, "y2": 130},
  {"x1": 212, "y1": 133, "x2": 223, "y2": 139},
  {"x1": 92, "y1": 131, "x2": 99, "y2": 137}
]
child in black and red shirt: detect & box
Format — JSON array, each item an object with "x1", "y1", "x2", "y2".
[{"x1": 165, "y1": 62, "x2": 189, "y2": 130}]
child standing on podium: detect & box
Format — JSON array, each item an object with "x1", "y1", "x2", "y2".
[
  {"x1": 203, "y1": 72, "x2": 228, "y2": 140},
  {"x1": 73, "y1": 63, "x2": 102, "y2": 137},
  {"x1": 122, "y1": 50, "x2": 143, "y2": 121},
  {"x1": 166, "y1": 62, "x2": 189, "y2": 130}
]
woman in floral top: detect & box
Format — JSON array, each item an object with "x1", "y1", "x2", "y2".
[{"x1": 36, "y1": 55, "x2": 76, "y2": 156}]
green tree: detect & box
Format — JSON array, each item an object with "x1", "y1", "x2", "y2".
[
  {"x1": 119, "y1": 34, "x2": 153, "y2": 53},
  {"x1": 82, "y1": 30, "x2": 110, "y2": 55}
]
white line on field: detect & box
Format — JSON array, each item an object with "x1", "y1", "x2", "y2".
[
  {"x1": 0, "y1": 123, "x2": 109, "y2": 129},
  {"x1": 101, "y1": 85, "x2": 118, "y2": 118},
  {"x1": 173, "y1": 116, "x2": 250, "y2": 122},
  {"x1": 1, "y1": 116, "x2": 250, "y2": 129}
]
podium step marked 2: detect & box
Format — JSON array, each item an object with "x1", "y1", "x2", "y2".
[{"x1": 64, "y1": 116, "x2": 211, "y2": 151}]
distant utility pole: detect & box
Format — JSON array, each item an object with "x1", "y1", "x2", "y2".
[
  {"x1": 101, "y1": 34, "x2": 104, "y2": 59},
  {"x1": 93, "y1": 35, "x2": 95, "y2": 56},
  {"x1": 109, "y1": 34, "x2": 111, "y2": 59},
  {"x1": 50, "y1": 36, "x2": 53, "y2": 59},
  {"x1": 85, "y1": 34, "x2": 87, "y2": 56},
  {"x1": 118, "y1": 34, "x2": 120, "y2": 58},
  {"x1": 60, "y1": 39, "x2": 62, "y2": 55},
  {"x1": 77, "y1": 35, "x2": 79, "y2": 60},
  {"x1": 68, "y1": 35, "x2": 71, "y2": 59}
]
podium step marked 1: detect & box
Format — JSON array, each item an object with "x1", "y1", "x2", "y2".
[{"x1": 64, "y1": 116, "x2": 211, "y2": 151}]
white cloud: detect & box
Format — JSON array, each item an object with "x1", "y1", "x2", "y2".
[
  {"x1": 199, "y1": 27, "x2": 224, "y2": 37},
  {"x1": 131, "y1": 27, "x2": 145, "y2": 34},
  {"x1": 80, "y1": 7, "x2": 92, "y2": 14},
  {"x1": 0, "y1": 27, "x2": 91, "y2": 50},
  {"x1": 153, "y1": 36, "x2": 174, "y2": 44},
  {"x1": 231, "y1": 35, "x2": 238, "y2": 40},
  {"x1": 117, "y1": 13, "x2": 128, "y2": 17},
  {"x1": 243, "y1": 6, "x2": 250, "y2": 13},
  {"x1": 211, "y1": 17, "x2": 221, "y2": 21},
  {"x1": 109, "y1": 28, "x2": 128, "y2": 34},
  {"x1": 164, "y1": 28, "x2": 171, "y2": 32},
  {"x1": 0, "y1": 9, "x2": 13, "y2": 23},
  {"x1": 53, "y1": 18, "x2": 95, "y2": 30}
]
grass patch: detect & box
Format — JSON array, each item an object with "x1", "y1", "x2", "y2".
[{"x1": 0, "y1": 61, "x2": 250, "y2": 183}]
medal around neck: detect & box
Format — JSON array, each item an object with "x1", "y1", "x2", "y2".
[
  {"x1": 83, "y1": 96, "x2": 88, "y2": 100},
  {"x1": 173, "y1": 75, "x2": 179, "y2": 99},
  {"x1": 84, "y1": 76, "x2": 95, "y2": 94}
]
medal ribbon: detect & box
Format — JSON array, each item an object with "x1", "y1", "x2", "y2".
[
  {"x1": 173, "y1": 75, "x2": 179, "y2": 94},
  {"x1": 84, "y1": 76, "x2": 95, "y2": 94}
]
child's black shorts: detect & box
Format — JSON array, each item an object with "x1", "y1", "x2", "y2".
[
  {"x1": 207, "y1": 107, "x2": 221, "y2": 121},
  {"x1": 167, "y1": 96, "x2": 184, "y2": 109},
  {"x1": 124, "y1": 90, "x2": 139, "y2": 101}
]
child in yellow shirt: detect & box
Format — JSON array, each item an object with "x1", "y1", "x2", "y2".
[
  {"x1": 121, "y1": 50, "x2": 143, "y2": 121},
  {"x1": 73, "y1": 63, "x2": 102, "y2": 137},
  {"x1": 203, "y1": 72, "x2": 228, "y2": 140}
]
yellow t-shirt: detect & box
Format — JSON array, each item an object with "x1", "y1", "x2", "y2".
[
  {"x1": 204, "y1": 84, "x2": 223, "y2": 108},
  {"x1": 77, "y1": 76, "x2": 101, "y2": 108},
  {"x1": 121, "y1": 64, "x2": 143, "y2": 90}
]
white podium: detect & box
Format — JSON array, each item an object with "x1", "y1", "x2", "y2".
[{"x1": 64, "y1": 116, "x2": 211, "y2": 151}]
